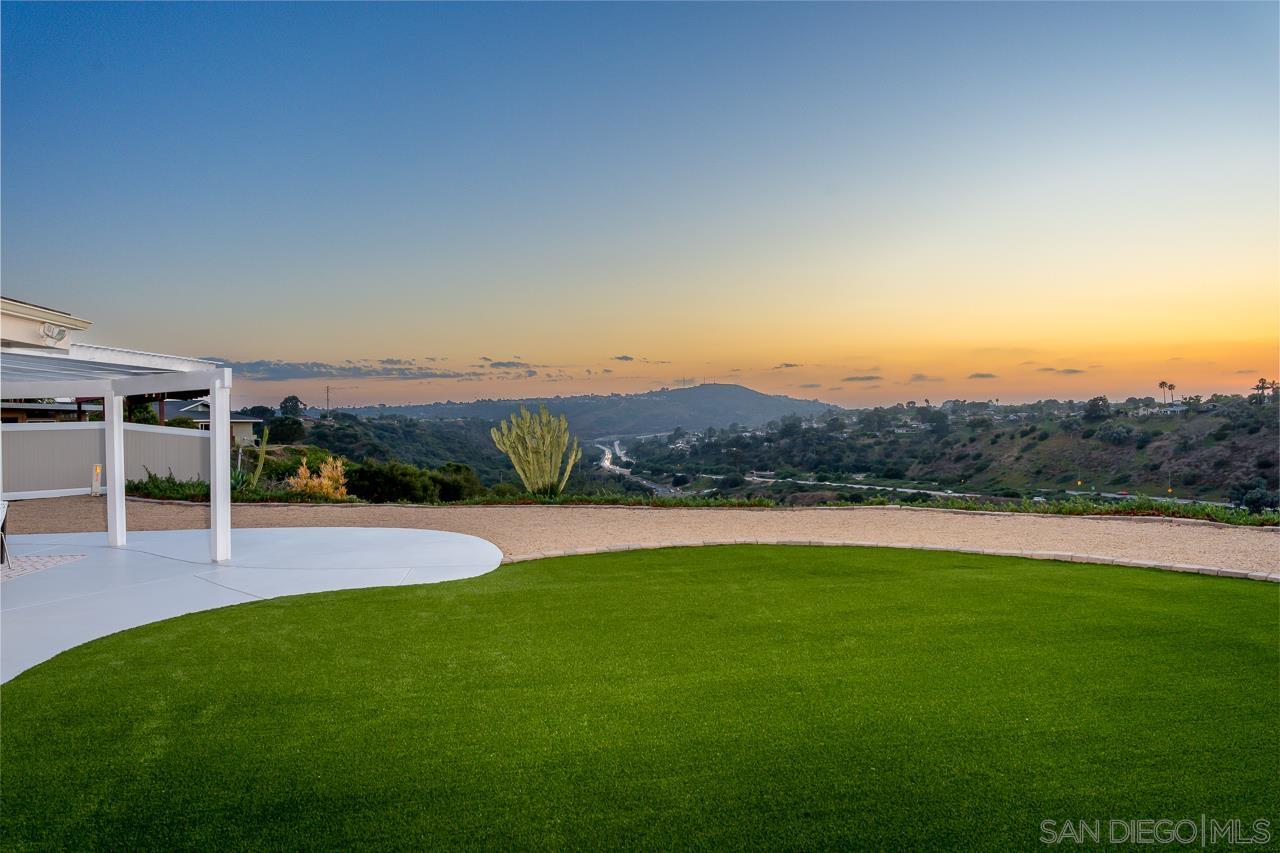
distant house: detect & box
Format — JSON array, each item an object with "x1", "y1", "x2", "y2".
[
  {"x1": 1, "y1": 400, "x2": 103, "y2": 423},
  {"x1": 154, "y1": 399, "x2": 260, "y2": 445}
]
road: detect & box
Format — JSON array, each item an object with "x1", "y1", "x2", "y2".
[
  {"x1": 745, "y1": 476, "x2": 981, "y2": 499},
  {"x1": 596, "y1": 443, "x2": 678, "y2": 495},
  {"x1": 1063, "y1": 489, "x2": 1230, "y2": 507}
]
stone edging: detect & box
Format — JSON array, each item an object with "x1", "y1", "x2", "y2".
[{"x1": 500, "y1": 541, "x2": 1280, "y2": 584}]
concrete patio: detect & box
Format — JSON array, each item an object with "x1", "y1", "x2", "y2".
[{"x1": 1, "y1": 527, "x2": 503, "y2": 681}]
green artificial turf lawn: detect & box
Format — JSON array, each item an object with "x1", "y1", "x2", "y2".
[{"x1": 2, "y1": 546, "x2": 1277, "y2": 850}]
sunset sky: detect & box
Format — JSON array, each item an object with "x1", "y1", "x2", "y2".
[{"x1": 3, "y1": 2, "x2": 1276, "y2": 408}]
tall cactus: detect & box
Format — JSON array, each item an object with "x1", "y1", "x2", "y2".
[
  {"x1": 491, "y1": 405, "x2": 581, "y2": 497},
  {"x1": 249, "y1": 426, "x2": 270, "y2": 490}
]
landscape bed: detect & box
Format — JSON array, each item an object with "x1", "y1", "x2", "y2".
[
  {"x1": 124, "y1": 471, "x2": 1280, "y2": 527},
  {"x1": 3, "y1": 546, "x2": 1276, "y2": 849}
]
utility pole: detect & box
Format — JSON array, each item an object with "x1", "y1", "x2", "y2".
[{"x1": 324, "y1": 385, "x2": 352, "y2": 413}]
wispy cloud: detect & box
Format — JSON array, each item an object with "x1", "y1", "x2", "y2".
[
  {"x1": 773, "y1": 363, "x2": 802, "y2": 369},
  {"x1": 907, "y1": 373, "x2": 944, "y2": 382},
  {"x1": 1036, "y1": 367, "x2": 1086, "y2": 375},
  {"x1": 968, "y1": 372, "x2": 998, "y2": 379},
  {"x1": 210, "y1": 358, "x2": 485, "y2": 382},
  {"x1": 842, "y1": 375, "x2": 883, "y2": 382},
  {"x1": 487, "y1": 361, "x2": 529, "y2": 369},
  {"x1": 612, "y1": 355, "x2": 635, "y2": 361},
  {"x1": 1235, "y1": 368, "x2": 1260, "y2": 374},
  {"x1": 797, "y1": 383, "x2": 821, "y2": 389}
]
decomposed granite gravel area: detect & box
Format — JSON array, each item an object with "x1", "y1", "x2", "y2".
[{"x1": 9, "y1": 496, "x2": 1279, "y2": 579}]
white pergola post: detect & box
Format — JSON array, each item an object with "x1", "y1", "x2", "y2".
[
  {"x1": 104, "y1": 394, "x2": 127, "y2": 546},
  {"x1": 209, "y1": 379, "x2": 231, "y2": 562}
]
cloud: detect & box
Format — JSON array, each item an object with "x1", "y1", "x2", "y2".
[
  {"x1": 908, "y1": 373, "x2": 944, "y2": 382},
  {"x1": 612, "y1": 355, "x2": 635, "y2": 361},
  {"x1": 487, "y1": 361, "x2": 530, "y2": 369},
  {"x1": 602, "y1": 368, "x2": 613, "y2": 374},
  {"x1": 842, "y1": 375, "x2": 883, "y2": 382},
  {"x1": 1036, "y1": 367, "x2": 1086, "y2": 375},
  {"x1": 773, "y1": 363, "x2": 801, "y2": 369},
  {"x1": 210, "y1": 358, "x2": 483, "y2": 382},
  {"x1": 1235, "y1": 368, "x2": 1260, "y2": 374},
  {"x1": 479, "y1": 356, "x2": 493, "y2": 362},
  {"x1": 524, "y1": 369, "x2": 538, "y2": 377},
  {"x1": 968, "y1": 372, "x2": 998, "y2": 379},
  {"x1": 797, "y1": 383, "x2": 821, "y2": 389}
]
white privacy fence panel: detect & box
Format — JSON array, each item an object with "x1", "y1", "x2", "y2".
[
  {"x1": 123, "y1": 423, "x2": 210, "y2": 483},
  {"x1": 1, "y1": 422, "x2": 209, "y2": 499}
]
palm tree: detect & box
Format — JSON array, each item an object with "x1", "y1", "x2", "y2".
[
  {"x1": 1167, "y1": 383, "x2": 1176, "y2": 403},
  {"x1": 1158, "y1": 381, "x2": 1169, "y2": 404}
]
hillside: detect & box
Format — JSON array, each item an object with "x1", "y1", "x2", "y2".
[
  {"x1": 303, "y1": 414, "x2": 516, "y2": 483},
  {"x1": 626, "y1": 403, "x2": 1279, "y2": 504},
  {"x1": 331, "y1": 384, "x2": 835, "y2": 438}
]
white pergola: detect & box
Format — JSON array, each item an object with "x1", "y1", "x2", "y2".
[{"x1": 0, "y1": 344, "x2": 233, "y2": 561}]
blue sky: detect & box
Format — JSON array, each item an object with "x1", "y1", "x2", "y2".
[{"x1": 3, "y1": 2, "x2": 1276, "y2": 406}]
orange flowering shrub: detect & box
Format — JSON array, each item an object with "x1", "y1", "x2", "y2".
[{"x1": 285, "y1": 456, "x2": 348, "y2": 500}]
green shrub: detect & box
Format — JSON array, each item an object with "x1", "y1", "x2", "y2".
[
  {"x1": 428, "y1": 462, "x2": 486, "y2": 502},
  {"x1": 347, "y1": 460, "x2": 439, "y2": 504}
]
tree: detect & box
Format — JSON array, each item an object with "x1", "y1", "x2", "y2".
[
  {"x1": 859, "y1": 409, "x2": 890, "y2": 433},
  {"x1": 490, "y1": 405, "x2": 582, "y2": 497},
  {"x1": 267, "y1": 415, "x2": 305, "y2": 444},
  {"x1": 1241, "y1": 486, "x2": 1280, "y2": 514},
  {"x1": 922, "y1": 408, "x2": 950, "y2": 438},
  {"x1": 126, "y1": 397, "x2": 159, "y2": 425},
  {"x1": 1167, "y1": 383, "x2": 1176, "y2": 402},
  {"x1": 1158, "y1": 381, "x2": 1169, "y2": 404},
  {"x1": 168, "y1": 416, "x2": 199, "y2": 429},
  {"x1": 777, "y1": 415, "x2": 803, "y2": 439},
  {"x1": 1249, "y1": 378, "x2": 1276, "y2": 405},
  {"x1": 279, "y1": 395, "x2": 305, "y2": 418},
  {"x1": 1082, "y1": 396, "x2": 1111, "y2": 421},
  {"x1": 1094, "y1": 420, "x2": 1134, "y2": 446},
  {"x1": 240, "y1": 405, "x2": 275, "y2": 421}
]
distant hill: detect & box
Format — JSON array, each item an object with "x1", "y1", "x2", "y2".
[{"x1": 330, "y1": 384, "x2": 835, "y2": 438}]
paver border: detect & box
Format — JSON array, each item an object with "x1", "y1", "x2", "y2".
[{"x1": 500, "y1": 540, "x2": 1280, "y2": 583}]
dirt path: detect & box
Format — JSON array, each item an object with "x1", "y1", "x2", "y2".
[{"x1": 9, "y1": 496, "x2": 1278, "y2": 575}]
